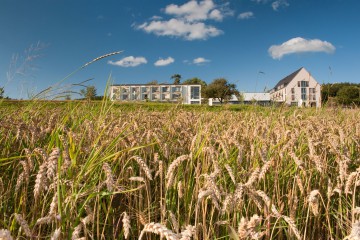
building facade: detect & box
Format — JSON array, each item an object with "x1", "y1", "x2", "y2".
[
  {"x1": 208, "y1": 93, "x2": 270, "y2": 106},
  {"x1": 109, "y1": 84, "x2": 201, "y2": 104},
  {"x1": 270, "y1": 67, "x2": 321, "y2": 107}
]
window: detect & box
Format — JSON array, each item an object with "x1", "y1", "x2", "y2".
[
  {"x1": 172, "y1": 86, "x2": 181, "y2": 92},
  {"x1": 309, "y1": 88, "x2": 316, "y2": 101},
  {"x1": 291, "y1": 88, "x2": 295, "y2": 94},
  {"x1": 190, "y1": 86, "x2": 200, "y2": 99},
  {"x1": 301, "y1": 81, "x2": 309, "y2": 87},
  {"x1": 291, "y1": 95, "x2": 295, "y2": 101},
  {"x1": 301, "y1": 88, "x2": 307, "y2": 100}
]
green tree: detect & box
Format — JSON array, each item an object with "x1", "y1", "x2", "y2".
[
  {"x1": 182, "y1": 77, "x2": 207, "y2": 88},
  {"x1": 0, "y1": 87, "x2": 4, "y2": 99},
  {"x1": 147, "y1": 80, "x2": 158, "y2": 85},
  {"x1": 337, "y1": 85, "x2": 360, "y2": 105},
  {"x1": 80, "y1": 86, "x2": 97, "y2": 101},
  {"x1": 203, "y1": 78, "x2": 239, "y2": 104},
  {"x1": 321, "y1": 82, "x2": 360, "y2": 105},
  {"x1": 171, "y1": 74, "x2": 182, "y2": 84}
]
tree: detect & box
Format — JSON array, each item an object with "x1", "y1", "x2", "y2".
[
  {"x1": 80, "y1": 86, "x2": 97, "y2": 101},
  {"x1": 182, "y1": 77, "x2": 207, "y2": 88},
  {"x1": 171, "y1": 74, "x2": 181, "y2": 84},
  {"x1": 321, "y1": 82, "x2": 360, "y2": 105},
  {"x1": 147, "y1": 80, "x2": 158, "y2": 85},
  {"x1": 203, "y1": 78, "x2": 239, "y2": 104},
  {"x1": 0, "y1": 87, "x2": 4, "y2": 99},
  {"x1": 336, "y1": 85, "x2": 360, "y2": 105}
]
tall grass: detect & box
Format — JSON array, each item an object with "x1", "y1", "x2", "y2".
[{"x1": 0, "y1": 101, "x2": 360, "y2": 239}]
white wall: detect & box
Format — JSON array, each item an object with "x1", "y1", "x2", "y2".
[{"x1": 270, "y1": 68, "x2": 321, "y2": 107}]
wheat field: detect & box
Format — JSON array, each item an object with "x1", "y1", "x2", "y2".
[{"x1": 0, "y1": 101, "x2": 359, "y2": 239}]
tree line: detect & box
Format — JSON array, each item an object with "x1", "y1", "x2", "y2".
[{"x1": 322, "y1": 83, "x2": 360, "y2": 106}]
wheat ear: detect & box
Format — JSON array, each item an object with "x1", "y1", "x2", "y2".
[
  {"x1": 122, "y1": 212, "x2": 131, "y2": 239},
  {"x1": 166, "y1": 155, "x2": 189, "y2": 189},
  {"x1": 130, "y1": 156, "x2": 153, "y2": 180},
  {"x1": 0, "y1": 229, "x2": 13, "y2": 240},
  {"x1": 50, "y1": 228, "x2": 61, "y2": 240},
  {"x1": 138, "y1": 222, "x2": 178, "y2": 240},
  {"x1": 14, "y1": 214, "x2": 32, "y2": 237}
]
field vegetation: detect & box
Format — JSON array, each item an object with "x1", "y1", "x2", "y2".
[{"x1": 0, "y1": 100, "x2": 360, "y2": 239}]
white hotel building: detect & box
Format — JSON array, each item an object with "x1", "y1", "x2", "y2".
[{"x1": 109, "y1": 84, "x2": 201, "y2": 104}]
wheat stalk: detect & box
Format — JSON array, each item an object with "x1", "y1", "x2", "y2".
[
  {"x1": 166, "y1": 155, "x2": 189, "y2": 189},
  {"x1": 122, "y1": 212, "x2": 131, "y2": 239},
  {"x1": 282, "y1": 215, "x2": 302, "y2": 240},
  {"x1": 138, "y1": 222, "x2": 178, "y2": 240},
  {"x1": 82, "y1": 51, "x2": 123, "y2": 68},
  {"x1": 308, "y1": 190, "x2": 321, "y2": 216},
  {"x1": 71, "y1": 224, "x2": 82, "y2": 240},
  {"x1": 34, "y1": 161, "x2": 47, "y2": 200},
  {"x1": 180, "y1": 225, "x2": 196, "y2": 240},
  {"x1": 50, "y1": 228, "x2": 61, "y2": 240},
  {"x1": 102, "y1": 162, "x2": 115, "y2": 192},
  {"x1": 14, "y1": 214, "x2": 32, "y2": 237},
  {"x1": 130, "y1": 156, "x2": 153, "y2": 181},
  {"x1": 0, "y1": 229, "x2": 13, "y2": 240},
  {"x1": 46, "y1": 147, "x2": 60, "y2": 180},
  {"x1": 344, "y1": 221, "x2": 360, "y2": 240},
  {"x1": 224, "y1": 164, "x2": 236, "y2": 184}
]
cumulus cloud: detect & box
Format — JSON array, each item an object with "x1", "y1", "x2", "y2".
[
  {"x1": 136, "y1": 0, "x2": 231, "y2": 40},
  {"x1": 251, "y1": 0, "x2": 269, "y2": 3},
  {"x1": 108, "y1": 56, "x2": 147, "y2": 67},
  {"x1": 165, "y1": 0, "x2": 231, "y2": 22},
  {"x1": 193, "y1": 57, "x2": 210, "y2": 64},
  {"x1": 137, "y1": 18, "x2": 222, "y2": 40},
  {"x1": 154, "y1": 57, "x2": 175, "y2": 66},
  {"x1": 268, "y1": 37, "x2": 336, "y2": 59},
  {"x1": 238, "y1": 11, "x2": 254, "y2": 19},
  {"x1": 272, "y1": 0, "x2": 289, "y2": 11},
  {"x1": 150, "y1": 15, "x2": 163, "y2": 20}
]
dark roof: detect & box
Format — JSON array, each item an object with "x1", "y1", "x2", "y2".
[{"x1": 273, "y1": 67, "x2": 303, "y2": 90}]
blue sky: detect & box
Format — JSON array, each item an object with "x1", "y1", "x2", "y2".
[{"x1": 1, "y1": 0, "x2": 359, "y2": 99}]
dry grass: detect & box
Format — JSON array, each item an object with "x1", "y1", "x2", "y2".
[{"x1": 0, "y1": 101, "x2": 360, "y2": 239}]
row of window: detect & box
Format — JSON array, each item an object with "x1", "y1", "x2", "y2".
[
  {"x1": 291, "y1": 94, "x2": 316, "y2": 101},
  {"x1": 117, "y1": 86, "x2": 182, "y2": 94},
  {"x1": 112, "y1": 86, "x2": 200, "y2": 101}
]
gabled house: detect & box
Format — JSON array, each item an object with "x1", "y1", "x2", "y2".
[{"x1": 270, "y1": 67, "x2": 321, "y2": 107}]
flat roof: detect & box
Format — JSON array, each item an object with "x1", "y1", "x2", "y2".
[{"x1": 111, "y1": 84, "x2": 201, "y2": 86}]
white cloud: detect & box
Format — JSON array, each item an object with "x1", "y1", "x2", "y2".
[
  {"x1": 154, "y1": 57, "x2": 175, "y2": 66},
  {"x1": 193, "y1": 57, "x2": 210, "y2": 64},
  {"x1": 136, "y1": 0, "x2": 232, "y2": 40},
  {"x1": 268, "y1": 37, "x2": 336, "y2": 60},
  {"x1": 238, "y1": 11, "x2": 254, "y2": 19},
  {"x1": 209, "y1": 9, "x2": 223, "y2": 21},
  {"x1": 252, "y1": 0, "x2": 269, "y2": 3},
  {"x1": 165, "y1": 0, "x2": 222, "y2": 22},
  {"x1": 272, "y1": 0, "x2": 289, "y2": 11},
  {"x1": 137, "y1": 18, "x2": 222, "y2": 40},
  {"x1": 108, "y1": 56, "x2": 147, "y2": 67},
  {"x1": 150, "y1": 15, "x2": 163, "y2": 20}
]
